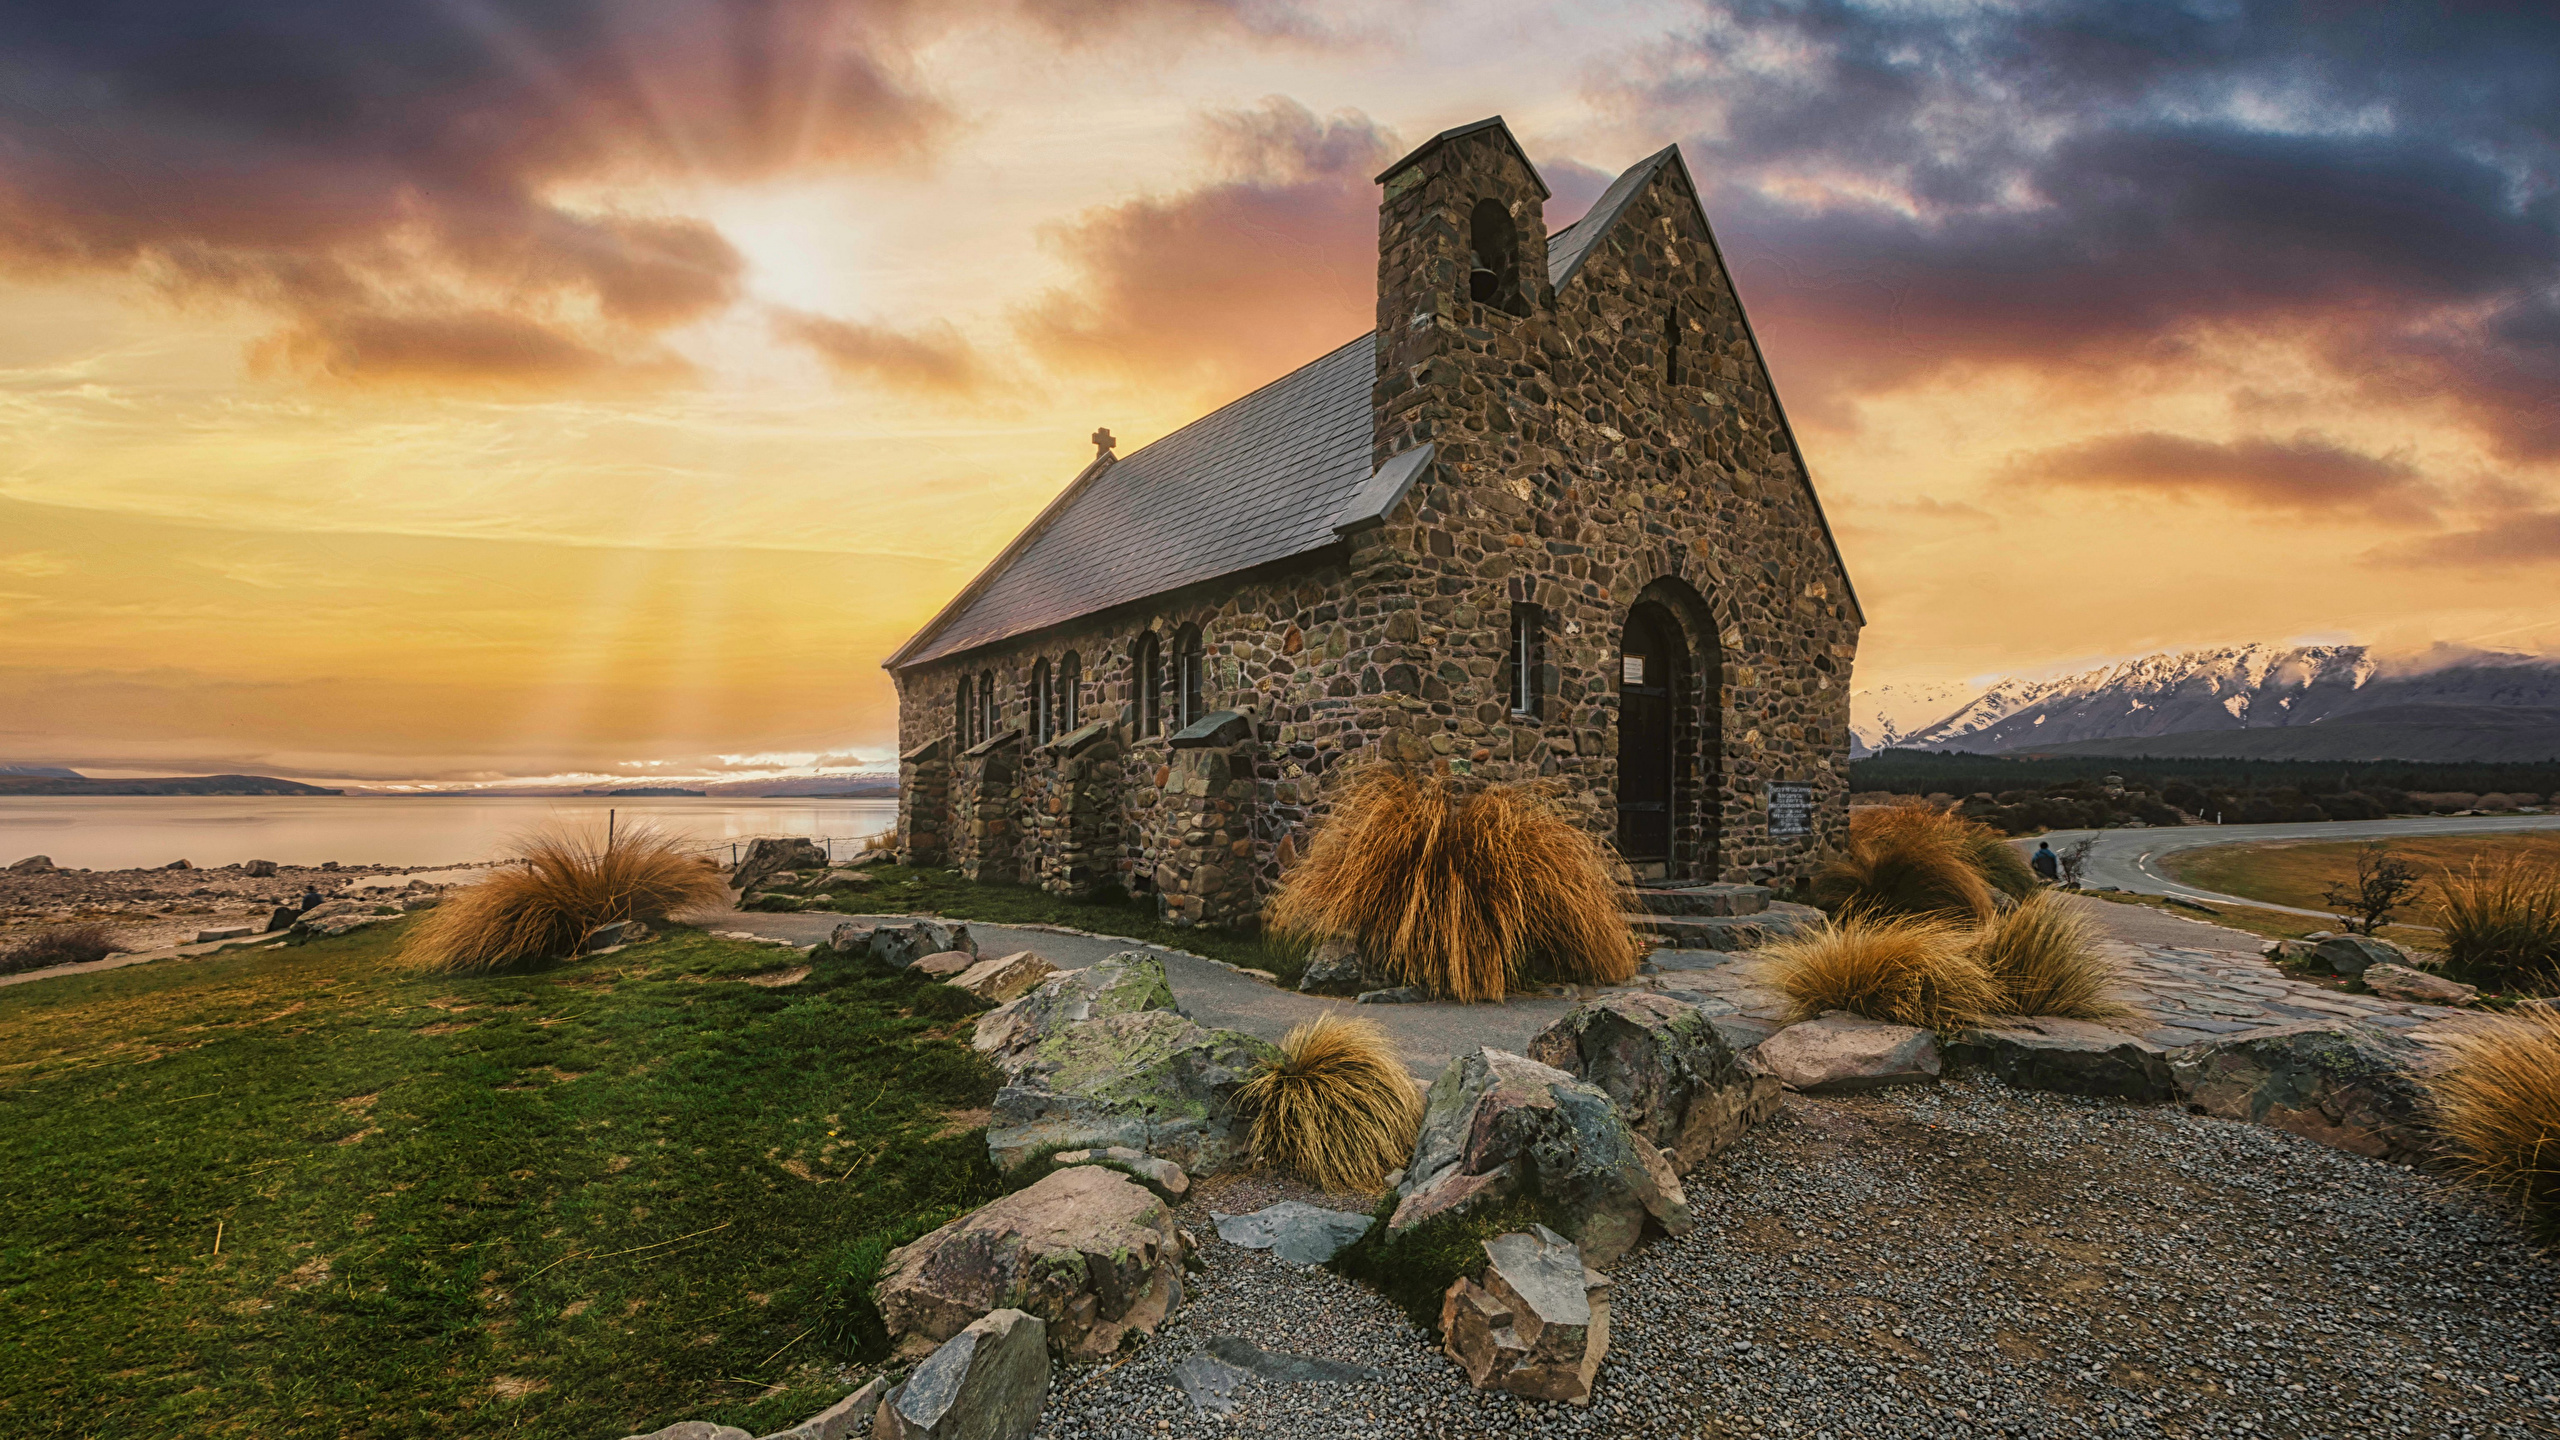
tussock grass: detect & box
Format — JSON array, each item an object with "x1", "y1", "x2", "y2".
[
  {"x1": 0, "y1": 921, "x2": 126, "y2": 976},
  {"x1": 1812, "y1": 804, "x2": 1999, "y2": 922},
  {"x1": 1239, "y1": 1014, "x2": 1422, "y2": 1192},
  {"x1": 1969, "y1": 891, "x2": 2136, "y2": 1021},
  {"x1": 1965, "y1": 829, "x2": 2042, "y2": 902},
  {"x1": 1270, "y1": 770, "x2": 1637, "y2": 1002},
  {"x1": 399, "y1": 825, "x2": 726, "y2": 974},
  {"x1": 2433, "y1": 856, "x2": 2560, "y2": 992},
  {"x1": 1760, "y1": 911, "x2": 1997, "y2": 1029},
  {"x1": 2427, "y1": 1008, "x2": 2560, "y2": 1237}
]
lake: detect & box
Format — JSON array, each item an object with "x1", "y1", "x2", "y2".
[{"x1": 0, "y1": 795, "x2": 900, "y2": 871}]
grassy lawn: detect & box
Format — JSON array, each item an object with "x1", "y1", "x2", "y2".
[
  {"x1": 2164, "y1": 833, "x2": 2560, "y2": 918},
  {"x1": 761, "y1": 866, "x2": 1313, "y2": 985},
  {"x1": 0, "y1": 919, "x2": 1005, "y2": 1440}
]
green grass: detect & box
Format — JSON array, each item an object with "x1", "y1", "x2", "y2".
[
  {"x1": 757, "y1": 866, "x2": 1316, "y2": 987},
  {"x1": 0, "y1": 918, "x2": 1005, "y2": 1439}
]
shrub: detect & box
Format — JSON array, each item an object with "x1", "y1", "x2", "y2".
[
  {"x1": 0, "y1": 921, "x2": 126, "y2": 976},
  {"x1": 399, "y1": 824, "x2": 726, "y2": 974},
  {"x1": 2426, "y1": 1009, "x2": 2560, "y2": 1238},
  {"x1": 2433, "y1": 856, "x2": 2560, "y2": 991},
  {"x1": 1812, "y1": 804, "x2": 1998, "y2": 922},
  {"x1": 1238, "y1": 1014, "x2": 1423, "y2": 1192},
  {"x1": 1270, "y1": 770, "x2": 1637, "y2": 1002},
  {"x1": 1963, "y1": 829, "x2": 2041, "y2": 902},
  {"x1": 1759, "y1": 911, "x2": 1997, "y2": 1029},
  {"x1": 1969, "y1": 891, "x2": 2134, "y2": 1021}
]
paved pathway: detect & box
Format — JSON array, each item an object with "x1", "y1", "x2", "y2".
[{"x1": 2044, "y1": 813, "x2": 2560, "y2": 918}]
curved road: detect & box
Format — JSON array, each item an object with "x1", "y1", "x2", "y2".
[{"x1": 2035, "y1": 814, "x2": 2560, "y2": 919}]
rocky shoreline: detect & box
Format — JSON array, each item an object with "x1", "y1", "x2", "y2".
[{"x1": 1, "y1": 854, "x2": 487, "y2": 955}]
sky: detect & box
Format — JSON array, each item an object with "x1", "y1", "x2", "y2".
[{"x1": 1, "y1": 0, "x2": 2554, "y2": 786}]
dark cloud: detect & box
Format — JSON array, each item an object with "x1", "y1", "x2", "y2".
[
  {"x1": 772, "y1": 307, "x2": 984, "y2": 394},
  {"x1": 1017, "y1": 97, "x2": 1393, "y2": 395},
  {"x1": 2373, "y1": 510, "x2": 2560, "y2": 567},
  {"x1": 1538, "y1": 158, "x2": 1616, "y2": 230},
  {"x1": 2019, "y1": 431, "x2": 2438, "y2": 520},
  {"x1": 1603, "y1": 0, "x2": 2560, "y2": 453}
]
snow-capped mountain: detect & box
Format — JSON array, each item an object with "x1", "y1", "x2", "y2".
[
  {"x1": 1849, "y1": 680, "x2": 1979, "y2": 754},
  {"x1": 1853, "y1": 645, "x2": 2560, "y2": 762}
]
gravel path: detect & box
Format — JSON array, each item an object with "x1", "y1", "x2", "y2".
[{"x1": 1033, "y1": 1081, "x2": 2558, "y2": 1439}]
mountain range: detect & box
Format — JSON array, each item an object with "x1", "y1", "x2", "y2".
[{"x1": 1853, "y1": 645, "x2": 2560, "y2": 763}]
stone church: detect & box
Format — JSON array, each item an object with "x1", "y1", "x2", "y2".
[{"x1": 885, "y1": 116, "x2": 1861, "y2": 927}]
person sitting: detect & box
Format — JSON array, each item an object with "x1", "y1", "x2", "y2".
[
  {"x1": 2031, "y1": 841, "x2": 2061, "y2": 883},
  {"x1": 298, "y1": 885, "x2": 325, "y2": 913}
]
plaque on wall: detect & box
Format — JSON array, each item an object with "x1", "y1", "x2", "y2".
[
  {"x1": 1621, "y1": 655, "x2": 1644, "y2": 684},
  {"x1": 1767, "y1": 781, "x2": 1814, "y2": 838}
]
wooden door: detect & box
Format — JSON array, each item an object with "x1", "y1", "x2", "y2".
[{"x1": 1616, "y1": 604, "x2": 1677, "y2": 860}]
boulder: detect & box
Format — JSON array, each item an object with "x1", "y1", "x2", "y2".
[
  {"x1": 244, "y1": 859, "x2": 278, "y2": 878},
  {"x1": 400, "y1": 893, "x2": 443, "y2": 913},
  {"x1": 875, "y1": 1167, "x2": 1183, "y2": 1363},
  {"x1": 1392, "y1": 1048, "x2": 1689, "y2": 1269},
  {"x1": 1356, "y1": 987, "x2": 1428, "y2": 1005},
  {"x1": 1211, "y1": 1201, "x2": 1373, "y2": 1265},
  {"x1": 1525, "y1": 993, "x2": 1780, "y2": 1172},
  {"x1": 1049, "y1": 1146, "x2": 1188, "y2": 1199},
  {"x1": 2261, "y1": 939, "x2": 2320, "y2": 964},
  {"x1": 758, "y1": 1376, "x2": 885, "y2": 1440},
  {"x1": 951, "y1": 951, "x2": 1057, "y2": 1003},
  {"x1": 194, "y1": 925, "x2": 256, "y2": 945},
  {"x1": 1439, "y1": 1225, "x2": 1611, "y2": 1406},
  {"x1": 873, "y1": 1308, "x2": 1048, "y2": 1440},
  {"x1": 1941, "y1": 1017, "x2": 2176, "y2": 1101},
  {"x1": 1296, "y1": 938, "x2": 1366, "y2": 997},
  {"x1": 2311, "y1": 934, "x2": 2405, "y2": 978},
  {"x1": 871, "y1": 921, "x2": 977, "y2": 970},
  {"x1": 7, "y1": 855, "x2": 55, "y2": 873},
  {"x1": 985, "y1": 1009, "x2": 1277, "y2": 1173},
  {"x1": 582, "y1": 920, "x2": 635, "y2": 952},
  {"x1": 2168, "y1": 1020, "x2": 2435, "y2": 1164},
  {"x1": 1753, "y1": 1013, "x2": 1940, "y2": 1094},
  {"x1": 264, "y1": 905, "x2": 301, "y2": 933},
  {"x1": 912, "y1": 950, "x2": 981, "y2": 981},
  {"x1": 2362, "y1": 963, "x2": 2477, "y2": 1006},
  {"x1": 163, "y1": 859, "x2": 193, "y2": 871},
  {"x1": 622, "y1": 1424, "x2": 747, "y2": 1440},
  {"x1": 973, "y1": 952, "x2": 1177, "y2": 1074},
  {"x1": 730, "y1": 837, "x2": 828, "y2": 893}
]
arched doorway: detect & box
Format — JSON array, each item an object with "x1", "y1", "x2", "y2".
[{"x1": 1616, "y1": 602, "x2": 1683, "y2": 871}]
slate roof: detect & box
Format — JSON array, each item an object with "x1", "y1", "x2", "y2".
[
  {"x1": 1547, "y1": 145, "x2": 1677, "y2": 289},
  {"x1": 889, "y1": 333, "x2": 1381, "y2": 669}
]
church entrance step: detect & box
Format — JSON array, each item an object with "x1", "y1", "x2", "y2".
[
  {"x1": 1629, "y1": 881, "x2": 1773, "y2": 917},
  {"x1": 1629, "y1": 900, "x2": 1824, "y2": 952}
]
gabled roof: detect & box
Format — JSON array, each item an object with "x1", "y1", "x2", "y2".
[
  {"x1": 1374, "y1": 116, "x2": 1551, "y2": 199},
  {"x1": 1546, "y1": 145, "x2": 1677, "y2": 289},
  {"x1": 888, "y1": 334, "x2": 1388, "y2": 669}
]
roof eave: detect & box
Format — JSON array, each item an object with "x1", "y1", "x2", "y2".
[
  {"x1": 1373, "y1": 115, "x2": 1552, "y2": 199},
  {"x1": 883, "y1": 450, "x2": 1118, "y2": 672}
]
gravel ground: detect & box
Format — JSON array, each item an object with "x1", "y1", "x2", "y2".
[{"x1": 1034, "y1": 1080, "x2": 2558, "y2": 1439}]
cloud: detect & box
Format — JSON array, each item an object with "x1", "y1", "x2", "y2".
[
  {"x1": 1016, "y1": 97, "x2": 1394, "y2": 395},
  {"x1": 2372, "y1": 510, "x2": 2560, "y2": 568},
  {"x1": 2017, "y1": 431, "x2": 2438, "y2": 520},
  {"x1": 1538, "y1": 159, "x2": 1617, "y2": 230},
  {"x1": 1592, "y1": 0, "x2": 2560, "y2": 452},
  {"x1": 772, "y1": 307, "x2": 985, "y2": 394}
]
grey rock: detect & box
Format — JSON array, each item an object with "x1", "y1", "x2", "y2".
[
  {"x1": 729, "y1": 837, "x2": 827, "y2": 893},
  {"x1": 264, "y1": 905, "x2": 300, "y2": 933},
  {"x1": 1171, "y1": 1354, "x2": 1251, "y2": 1416},
  {"x1": 623, "y1": 1425, "x2": 748, "y2": 1440},
  {"x1": 1439, "y1": 1224, "x2": 1611, "y2": 1406},
  {"x1": 1355, "y1": 986, "x2": 1427, "y2": 1004},
  {"x1": 1753, "y1": 1013, "x2": 1941, "y2": 1094},
  {"x1": 1296, "y1": 937, "x2": 1365, "y2": 996},
  {"x1": 985, "y1": 1009, "x2": 1277, "y2": 1174},
  {"x1": 826, "y1": 921, "x2": 875, "y2": 955},
  {"x1": 870, "y1": 921, "x2": 977, "y2": 970},
  {"x1": 1393, "y1": 1048, "x2": 1688, "y2": 1269},
  {"x1": 1526, "y1": 992, "x2": 1780, "y2": 1172},
  {"x1": 972, "y1": 952, "x2": 1177, "y2": 1076},
  {"x1": 2168, "y1": 1019, "x2": 2436, "y2": 1164},
  {"x1": 8, "y1": 854, "x2": 54, "y2": 873},
  {"x1": 2362, "y1": 963, "x2": 2477, "y2": 1005},
  {"x1": 194, "y1": 925, "x2": 255, "y2": 944},
  {"x1": 1050, "y1": 1146, "x2": 1189, "y2": 1199},
  {"x1": 1941, "y1": 1017, "x2": 2175, "y2": 1102},
  {"x1": 2311, "y1": 934, "x2": 2406, "y2": 978},
  {"x1": 243, "y1": 859, "x2": 278, "y2": 878},
  {"x1": 582, "y1": 920, "x2": 633, "y2": 952},
  {"x1": 1199, "y1": 1336, "x2": 1382, "y2": 1384},
  {"x1": 949, "y1": 951, "x2": 1057, "y2": 1003},
  {"x1": 911, "y1": 949, "x2": 981, "y2": 980},
  {"x1": 877, "y1": 1169, "x2": 1178, "y2": 1363},
  {"x1": 1211, "y1": 1201, "x2": 1374, "y2": 1265},
  {"x1": 874, "y1": 1308, "x2": 1048, "y2": 1440},
  {"x1": 753, "y1": 1376, "x2": 885, "y2": 1440}
]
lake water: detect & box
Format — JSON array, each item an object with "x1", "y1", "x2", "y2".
[{"x1": 0, "y1": 795, "x2": 900, "y2": 871}]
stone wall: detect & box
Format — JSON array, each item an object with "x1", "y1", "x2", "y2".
[
  {"x1": 1021, "y1": 722, "x2": 1123, "y2": 900},
  {"x1": 950, "y1": 731, "x2": 1024, "y2": 884},
  {"x1": 897, "y1": 736, "x2": 951, "y2": 867}
]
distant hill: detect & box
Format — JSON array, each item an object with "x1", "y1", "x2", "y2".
[
  {"x1": 0, "y1": 773, "x2": 345, "y2": 796},
  {"x1": 0, "y1": 765, "x2": 83, "y2": 779},
  {"x1": 1853, "y1": 644, "x2": 2560, "y2": 763}
]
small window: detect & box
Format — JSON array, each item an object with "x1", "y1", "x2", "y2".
[
  {"x1": 1509, "y1": 603, "x2": 1542, "y2": 716},
  {"x1": 1059, "y1": 652, "x2": 1081, "y2": 733},
  {"x1": 1176, "y1": 625, "x2": 1205, "y2": 730},
  {"x1": 1135, "y1": 633, "x2": 1163, "y2": 737},
  {"x1": 1467, "y1": 198, "x2": 1523, "y2": 315},
  {"x1": 956, "y1": 675, "x2": 973, "y2": 746},
  {"x1": 1031, "y1": 658, "x2": 1052, "y2": 746},
  {"x1": 979, "y1": 669, "x2": 995, "y2": 741},
  {"x1": 1664, "y1": 305, "x2": 1681, "y2": 388}
]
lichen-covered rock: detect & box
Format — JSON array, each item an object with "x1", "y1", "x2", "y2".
[
  {"x1": 873, "y1": 1308, "x2": 1048, "y2": 1440},
  {"x1": 874, "y1": 1168, "x2": 1183, "y2": 1363},
  {"x1": 1295, "y1": 938, "x2": 1366, "y2": 996},
  {"x1": 1439, "y1": 1225, "x2": 1611, "y2": 1406},
  {"x1": 2168, "y1": 1020, "x2": 2435, "y2": 1164},
  {"x1": 2362, "y1": 964, "x2": 2476, "y2": 1006},
  {"x1": 1525, "y1": 992, "x2": 1778, "y2": 1172},
  {"x1": 985, "y1": 1009, "x2": 1278, "y2": 1173},
  {"x1": 1050, "y1": 1146, "x2": 1189, "y2": 1199},
  {"x1": 1941, "y1": 1017, "x2": 2175, "y2": 1102},
  {"x1": 1391, "y1": 1048, "x2": 1689, "y2": 1269},
  {"x1": 870, "y1": 921, "x2": 977, "y2": 970},
  {"x1": 972, "y1": 952, "x2": 1177, "y2": 1076},
  {"x1": 1754, "y1": 1013, "x2": 1940, "y2": 1094},
  {"x1": 951, "y1": 951, "x2": 1058, "y2": 1004}
]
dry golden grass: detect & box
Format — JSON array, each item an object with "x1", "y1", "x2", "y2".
[
  {"x1": 398, "y1": 825, "x2": 726, "y2": 974},
  {"x1": 2432, "y1": 855, "x2": 2560, "y2": 992},
  {"x1": 1270, "y1": 769, "x2": 1637, "y2": 1002},
  {"x1": 1969, "y1": 891, "x2": 2137, "y2": 1021},
  {"x1": 1812, "y1": 804, "x2": 1999, "y2": 923},
  {"x1": 2426, "y1": 1008, "x2": 2560, "y2": 1237},
  {"x1": 1965, "y1": 829, "x2": 2042, "y2": 902},
  {"x1": 1759, "y1": 911, "x2": 1999, "y2": 1029},
  {"x1": 1238, "y1": 1013, "x2": 1422, "y2": 1192}
]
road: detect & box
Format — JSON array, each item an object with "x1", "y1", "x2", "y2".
[{"x1": 2034, "y1": 813, "x2": 2560, "y2": 919}]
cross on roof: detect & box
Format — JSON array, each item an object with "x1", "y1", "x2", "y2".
[{"x1": 1091, "y1": 427, "x2": 1115, "y2": 458}]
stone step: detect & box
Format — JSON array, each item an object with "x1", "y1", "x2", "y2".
[
  {"x1": 1630, "y1": 881, "x2": 1772, "y2": 917},
  {"x1": 1631, "y1": 900, "x2": 1824, "y2": 952}
]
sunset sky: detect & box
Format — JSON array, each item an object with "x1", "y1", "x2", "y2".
[{"x1": 2, "y1": 0, "x2": 2554, "y2": 785}]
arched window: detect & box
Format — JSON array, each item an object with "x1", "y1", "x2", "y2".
[
  {"x1": 956, "y1": 675, "x2": 973, "y2": 746},
  {"x1": 1135, "y1": 632, "x2": 1163, "y2": 738},
  {"x1": 979, "y1": 669, "x2": 995, "y2": 741},
  {"x1": 1059, "y1": 652, "x2": 1081, "y2": 734},
  {"x1": 1175, "y1": 624, "x2": 1205, "y2": 730},
  {"x1": 1467, "y1": 198, "x2": 1524, "y2": 316},
  {"x1": 1030, "y1": 658, "x2": 1052, "y2": 746}
]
